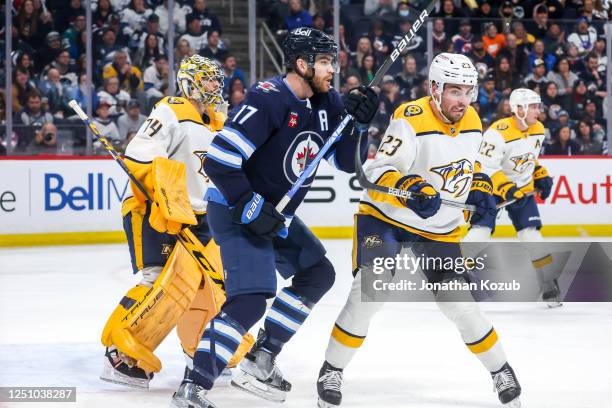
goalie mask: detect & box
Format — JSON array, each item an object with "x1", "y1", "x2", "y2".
[{"x1": 177, "y1": 55, "x2": 224, "y2": 107}]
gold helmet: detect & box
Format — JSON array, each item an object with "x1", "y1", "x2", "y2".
[{"x1": 177, "y1": 55, "x2": 224, "y2": 106}]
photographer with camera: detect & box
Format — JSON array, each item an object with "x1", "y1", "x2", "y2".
[{"x1": 26, "y1": 122, "x2": 58, "y2": 155}]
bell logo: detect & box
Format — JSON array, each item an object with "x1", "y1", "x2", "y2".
[
  {"x1": 44, "y1": 173, "x2": 129, "y2": 211},
  {"x1": 293, "y1": 28, "x2": 312, "y2": 36}
]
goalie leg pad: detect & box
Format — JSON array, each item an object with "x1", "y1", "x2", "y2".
[{"x1": 101, "y1": 243, "x2": 203, "y2": 372}]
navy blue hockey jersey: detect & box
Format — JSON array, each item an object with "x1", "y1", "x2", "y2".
[{"x1": 204, "y1": 75, "x2": 366, "y2": 216}]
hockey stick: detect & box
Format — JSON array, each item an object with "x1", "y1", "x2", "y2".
[
  {"x1": 350, "y1": 1, "x2": 478, "y2": 211},
  {"x1": 496, "y1": 190, "x2": 537, "y2": 210},
  {"x1": 68, "y1": 100, "x2": 224, "y2": 287},
  {"x1": 275, "y1": 0, "x2": 439, "y2": 213}
]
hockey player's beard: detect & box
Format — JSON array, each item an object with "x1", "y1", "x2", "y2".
[
  {"x1": 311, "y1": 71, "x2": 333, "y2": 93},
  {"x1": 443, "y1": 107, "x2": 466, "y2": 123},
  {"x1": 304, "y1": 68, "x2": 332, "y2": 94}
]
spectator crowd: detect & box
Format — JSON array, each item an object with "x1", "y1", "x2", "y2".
[
  {"x1": 0, "y1": 0, "x2": 610, "y2": 156},
  {"x1": 0, "y1": 0, "x2": 247, "y2": 155}
]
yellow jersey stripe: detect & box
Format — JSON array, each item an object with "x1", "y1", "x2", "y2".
[
  {"x1": 532, "y1": 254, "x2": 553, "y2": 269},
  {"x1": 466, "y1": 328, "x2": 498, "y2": 354},
  {"x1": 358, "y1": 202, "x2": 461, "y2": 242},
  {"x1": 331, "y1": 324, "x2": 366, "y2": 348}
]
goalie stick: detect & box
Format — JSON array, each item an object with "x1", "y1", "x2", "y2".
[{"x1": 68, "y1": 100, "x2": 224, "y2": 288}]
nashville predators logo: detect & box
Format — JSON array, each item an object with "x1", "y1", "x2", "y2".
[
  {"x1": 496, "y1": 122, "x2": 509, "y2": 131},
  {"x1": 362, "y1": 235, "x2": 383, "y2": 249},
  {"x1": 510, "y1": 152, "x2": 536, "y2": 173},
  {"x1": 161, "y1": 244, "x2": 174, "y2": 259},
  {"x1": 194, "y1": 150, "x2": 209, "y2": 182},
  {"x1": 430, "y1": 159, "x2": 473, "y2": 197},
  {"x1": 404, "y1": 105, "x2": 423, "y2": 117}
]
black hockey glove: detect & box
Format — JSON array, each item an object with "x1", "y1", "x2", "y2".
[
  {"x1": 466, "y1": 173, "x2": 497, "y2": 229},
  {"x1": 345, "y1": 86, "x2": 379, "y2": 125},
  {"x1": 497, "y1": 181, "x2": 527, "y2": 210},
  {"x1": 232, "y1": 192, "x2": 285, "y2": 239},
  {"x1": 533, "y1": 165, "x2": 553, "y2": 200},
  {"x1": 396, "y1": 175, "x2": 441, "y2": 219}
]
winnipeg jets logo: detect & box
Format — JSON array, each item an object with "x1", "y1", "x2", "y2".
[
  {"x1": 256, "y1": 81, "x2": 280, "y2": 93},
  {"x1": 510, "y1": 152, "x2": 536, "y2": 173},
  {"x1": 430, "y1": 159, "x2": 473, "y2": 197},
  {"x1": 193, "y1": 150, "x2": 209, "y2": 182},
  {"x1": 283, "y1": 131, "x2": 324, "y2": 186},
  {"x1": 295, "y1": 136, "x2": 317, "y2": 172}
]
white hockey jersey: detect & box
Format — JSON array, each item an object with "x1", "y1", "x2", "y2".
[
  {"x1": 478, "y1": 116, "x2": 546, "y2": 194},
  {"x1": 124, "y1": 96, "x2": 221, "y2": 214},
  {"x1": 359, "y1": 97, "x2": 483, "y2": 242}
]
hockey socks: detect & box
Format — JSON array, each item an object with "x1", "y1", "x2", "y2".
[
  {"x1": 263, "y1": 288, "x2": 314, "y2": 354},
  {"x1": 190, "y1": 313, "x2": 246, "y2": 389}
]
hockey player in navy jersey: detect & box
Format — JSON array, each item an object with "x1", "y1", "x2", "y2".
[{"x1": 170, "y1": 28, "x2": 379, "y2": 408}]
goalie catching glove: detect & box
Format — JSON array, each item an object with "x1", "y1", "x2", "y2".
[
  {"x1": 533, "y1": 164, "x2": 553, "y2": 200},
  {"x1": 128, "y1": 157, "x2": 197, "y2": 234}
]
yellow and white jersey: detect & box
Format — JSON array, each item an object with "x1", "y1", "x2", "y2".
[
  {"x1": 124, "y1": 96, "x2": 221, "y2": 214},
  {"x1": 359, "y1": 96, "x2": 483, "y2": 242},
  {"x1": 479, "y1": 116, "x2": 545, "y2": 194}
]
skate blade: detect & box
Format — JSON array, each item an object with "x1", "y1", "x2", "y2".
[
  {"x1": 503, "y1": 397, "x2": 521, "y2": 407},
  {"x1": 100, "y1": 359, "x2": 150, "y2": 389},
  {"x1": 318, "y1": 397, "x2": 340, "y2": 408},
  {"x1": 170, "y1": 395, "x2": 188, "y2": 408},
  {"x1": 214, "y1": 367, "x2": 234, "y2": 387},
  {"x1": 546, "y1": 299, "x2": 563, "y2": 308},
  {"x1": 231, "y1": 371, "x2": 287, "y2": 403}
]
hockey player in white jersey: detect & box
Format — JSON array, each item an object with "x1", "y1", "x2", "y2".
[
  {"x1": 317, "y1": 53, "x2": 522, "y2": 408},
  {"x1": 463, "y1": 88, "x2": 559, "y2": 307},
  {"x1": 100, "y1": 55, "x2": 253, "y2": 389}
]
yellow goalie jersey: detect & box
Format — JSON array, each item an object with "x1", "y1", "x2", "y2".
[
  {"x1": 124, "y1": 96, "x2": 223, "y2": 213},
  {"x1": 479, "y1": 117, "x2": 545, "y2": 194},
  {"x1": 359, "y1": 97, "x2": 483, "y2": 242}
]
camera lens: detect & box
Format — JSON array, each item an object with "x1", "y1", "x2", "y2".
[{"x1": 44, "y1": 132, "x2": 54, "y2": 142}]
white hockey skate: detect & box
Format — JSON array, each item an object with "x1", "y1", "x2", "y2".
[
  {"x1": 231, "y1": 331, "x2": 292, "y2": 402},
  {"x1": 542, "y1": 279, "x2": 563, "y2": 308},
  {"x1": 100, "y1": 346, "x2": 153, "y2": 389},
  {"x1": 492, "y1": 363, "x2": 522, "y2": 407},
  {"x1": 317, "y1": 361, "x2": 343, "y2": 407},
  {"x1": 171, "y1": 380, "x2": 217, "y2": 408}
]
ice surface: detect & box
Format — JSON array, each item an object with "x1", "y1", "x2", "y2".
[{"x1": 1, "y1": 240, "x2": 611, "y2": 408}]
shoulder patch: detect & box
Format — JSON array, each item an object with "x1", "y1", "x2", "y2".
[
  {"x1": 166, "y1": 97, "x2": 185, "y2": 105},
  {"x1": 496, "y1": 122, "x2": 509, "y2": 131},
  {"x1": 256, "y1": 81, "x2": 280, "y2": 93},
  {"x1": 404, "y1": 105, "x2": 423, "y2": 117}
]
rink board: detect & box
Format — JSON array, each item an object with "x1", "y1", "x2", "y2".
[{"x1": 0, "y1": 156, "x2": 611, "y2": 245}]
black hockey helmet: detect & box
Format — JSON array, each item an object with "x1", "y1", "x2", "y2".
[{"x1": 282, "y1": 27, "x2": 339, "y2": 72}]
